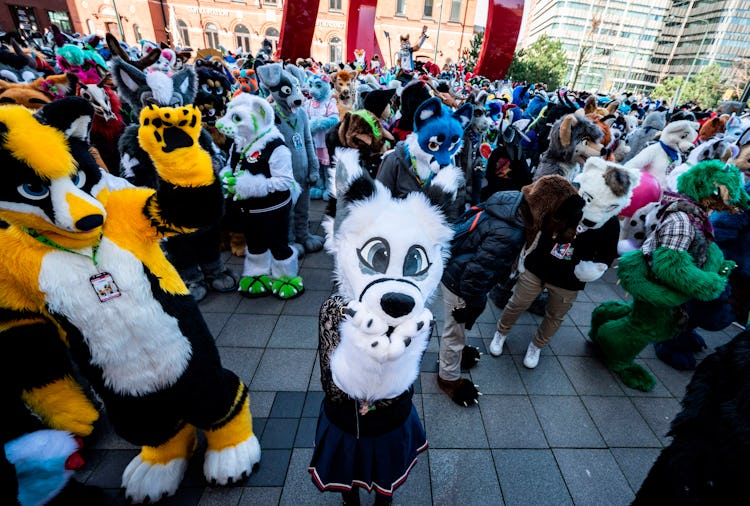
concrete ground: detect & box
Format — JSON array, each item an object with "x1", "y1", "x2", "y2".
[{"x1": 76, "y1": 200, "x2": 741, "y2": 505}]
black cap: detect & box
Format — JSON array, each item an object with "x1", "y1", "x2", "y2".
[{"x1": 363, "y1": 88, "x2": 397, "y2": 117}]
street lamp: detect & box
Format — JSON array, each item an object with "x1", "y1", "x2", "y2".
[
  {"x1": 434, "y1": 1, "x2": 445, "y2": 63},
  {"x1": 672, "y1": 17, "x2": 710, "y2": 110}
]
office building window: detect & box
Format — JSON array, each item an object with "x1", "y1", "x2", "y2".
[
  {"x1": 450, "y1": 0, "x2": 461, "y2": 22},
  {"x1": 205, "y1": 23, "x2": 220, "y2": 49},
  {"x1": 424, "y1": 0, "x2": 434, "y2": 19},
  {"x1": 178, "y1": 20, "x2": 190, "y2": 47},
  {"x1": 235, "y1": 24, "x2": 251, "y2": 52}
]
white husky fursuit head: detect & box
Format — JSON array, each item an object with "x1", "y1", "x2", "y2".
[{"x1": 323, "y1": 148, "x2": 454, "y2": 402}]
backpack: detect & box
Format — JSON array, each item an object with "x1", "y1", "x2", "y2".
[{"x1": 450, "y1": 204, "x2": 487, "y2": 252}]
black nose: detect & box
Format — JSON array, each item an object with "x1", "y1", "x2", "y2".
[
  {"x1": 380, "y1": 292, "x2": 415, "y2": 318},
  {"x1": 293, "y1": 99, "x2": 302, "y2": 106},
  {"x1": 76, "y1": 214, "x2": 103, "y2": 231},
  {"x1": 600, "y1": 147, "x2": 608, "y2": 156}
]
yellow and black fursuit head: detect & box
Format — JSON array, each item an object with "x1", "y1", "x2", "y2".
[{"x1": 0, "y1": 98, "x2": 260, "y2": 503}]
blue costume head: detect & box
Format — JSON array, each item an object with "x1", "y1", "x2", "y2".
[{"x1": 411, "y1": 97, "x2": 473, "y2": 167}]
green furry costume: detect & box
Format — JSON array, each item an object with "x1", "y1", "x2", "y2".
[{"x1": 590, "y1": 161, "x2": 749, "y2": 391}]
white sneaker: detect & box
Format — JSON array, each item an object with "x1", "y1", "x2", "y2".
[
  {"x1": 489, "y1": 331, "x2": 507, "y2": 357},
  {"x1": 523, "y1": 342, "x2": 541, "y2": 369}
]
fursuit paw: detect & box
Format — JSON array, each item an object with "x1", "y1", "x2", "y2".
[
  {"x1": 303, "y1": 234, "x2": 325, "y2": 253},
  {"x1": 437, "y1": 377, "x2": 481, "y2": 407},
  {"x1": 204, "y1": 435, "x2": 261, "y2": 486},
  {"x1": 138, "y1": 105, "x2": 201, "y2": 156},
  {"x1": 271, "y1": 276, "x2": 304, "y2": 300},
  {"x1": 615, "y1": 363, "x2": 656, "y2": 392},
  {"x1": 238, "y1": 275, "x2": 273, "y2": 298},
  {"x1": 229, "y1": 232, "x2": 247, "y2": 257},
  {"x1": 460, "y1": 345, "x2": 481, "y2": 370},
  {"x1": 344, "y1": 301, "x2": 389, "y2": 336},
  {"x1": 22, "y1": 377, "x2": 100, "y2": 437},
  {"x1": 122, "y1": 454, "x2": 188, "y2": 504},
  {"x1": 388, "y1": 308, "x2": 433, "y2": 354}
]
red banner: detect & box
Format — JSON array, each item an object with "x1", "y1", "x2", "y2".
[
  {"x1": 475, "y1": 0, "x2": 525, "y2": 80},
  {"x1": 345, "y1": 0, "x2": 383, "y2": 64},
  {"x1": 278, "y1": 0, "x2": 320, "y2": 62}
]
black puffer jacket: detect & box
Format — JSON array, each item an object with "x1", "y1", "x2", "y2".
[{"x1": 442, "y1": 191, "x2": 526, "y2": 307}]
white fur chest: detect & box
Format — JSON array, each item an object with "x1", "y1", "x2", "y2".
[
  {"x1": 330, "y1": 319, "x2": 430, "y2": 402},
  {"x1": 39, "y1": 238, "x2": 192, "y2": 396}
]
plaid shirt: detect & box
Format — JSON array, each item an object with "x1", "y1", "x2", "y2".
[{"x1": 643, "y1": 211, "x2": 695, "y2": 256}]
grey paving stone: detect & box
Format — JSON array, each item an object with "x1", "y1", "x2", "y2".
[
  {"x1": 301, "y1": 251, "x2": 334, "y2": 270},
  {"x1": 297, "y1": 269, "x2": 335, "y2": 289},
  {"x1": 295, "y1": 417, "x2": 317, "y2": 448},
  {"x1": 268, "y1": 315, "x2": 319, "y2": 349},
  {"x1": 480, "y1": 395, "x2": 548, "y2": 449},
  {"x1": 531, "y1": 396, "x2": 605, "y2": 448},
  {"x1": 253, "y1": 418, "x2": 267, "y2": 439},
  {"x1": 282, "y1": 289, "x2": 330, "y2": 316},
  {"x1": 557, "y1": 355, "x2": 624, "y2": 396},
  {"x1": 261, "y1": 418, "x2": 299, "y2": 449},
  {"x1": 246, "y1": 449, "x2": 292, "y2": 487},
  {"x1": 581, "y1": 396, "x2": 661, "y2": 447},
  {"x1": 642, "y1": 358, "x2": 694, "y2": 398},
  {"x1": 89, "y1": 415, "x2": 138, "y2": 450},
  {"x1": 493, "y1": 449, "x2": 572, "y2": 506},
  {"x1": 565, "y1": 301, "x2": 599, "y2": 327},
  {"x1": 200, "y1": 292, "x2": 241, "y2": 313},
  {"x1": 270, "y1": 391, "x2": 307, "y2": 418},
  {"x1": 249, "y1": 391, "x2": 276, "y2": 418},
  {"x1": 308, "y1": 356, "x2": 323, "y2": 391},
  {"x1": 636, "y1": 343, "x2": 658, "y2": 359},
  {"x1": 554, "y1": 449, "x2": 634, "y2": 506},
  {"x1": 422, "y1": 393, "x2": 489, "y2": 448},
  {"x1": 217, "y1": 314, "x2": 278, "y2": 347},
  {"x1": 511, "y1": 354, "x2": 577, "y2": 395},
  {"x1": 302, "y1": 391, "x2": 325, "y2": 417},
  {"x1": 477, "y1": 304, "x2": 497, "y2": 324},
  {"x1": 85, "y1": 449, "x2": 138, "y2": 488},
  {"x1": 429, "y1": 449, "x2": 502, "y2": 506},
  {"x1": 236, "y1": 295, "x2": 287, "y2": 315},
  {"x1": 548, "y1": 325, "x2": 596, "y2": 357},
  {"x1": 250, "y1": 349, "x2": 316, "y2": 391},
  {"x1": 469, "y1": 355, "x2": 526, "y2": 394},
  {"x1": 631, "y1": 396, "x2": 682, "y2": 445},
  {"x1": 203, "y1": 312, "x2": 232, "y2": 338},
  {"x1": 218, "y1": 347, "x2": 264, "y2": 386},
  {"x1": 76, "y1": 448, "x2": 108, "y2": 483},
  {"x1": 198, "y1": 487, "x2": 243, "y2": 505},
  {"x1": 501, "y1": 325, "x2": 551, "y2": 355},
  {"x1": 239, "y1": 487, "x2": 282, "y2": 505},
  {"x1": 279, "y1": 448, "x2": 340, "y2": 506},
  {"x1": 392, "y1": 449, "x2": 432, "y2": 506},
  {"x1": 476, "y1": 322, "x2": 499, "y2": 339},
  {"x1": 611, "y1": 447, "x2": 661, "y2": 492},
  {"x1": 583, "y1": 282, "x2": 623, "y2": 303},
  {"x1": 419, "y1": 372, "x2": 442, "y2": 394},
  {"x1": 421, "y1": 351, "x2": 439, "y2": 372}
]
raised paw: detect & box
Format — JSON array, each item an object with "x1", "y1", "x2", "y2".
[
  {"x1": 437, "y1": 377, "x2": 481, "y2": 407},
  {"x1": 345, "y1": 301, "x2": 388, "y2": 335},
  {"x1": 204, "y1": 435, "x2": 261, "y2": 486},
  {"x1": 122, "y1": 454, "x2": 187, "y2": 504},
  {"x1": 460, "y1": 345, "x2": 481, "y2": 370},
  {"x1": 138, "y1": 104, "x2": 202, "y2": 157}
]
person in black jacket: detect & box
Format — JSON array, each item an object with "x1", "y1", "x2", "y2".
[
  {"x1": 438, "y1": 176, "x2": 585, "y2": 407},
  {"x1": 489, "y1": 158, "x2": 639, "y2": 371}
]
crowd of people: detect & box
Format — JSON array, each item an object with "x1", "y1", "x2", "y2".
[{"x1": 0, "y1": 24, "x2": 749, "y2": 505}]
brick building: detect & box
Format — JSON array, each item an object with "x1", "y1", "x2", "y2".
[{"x1": 3, "y1": 0, "x2": 480, "y2": 67}]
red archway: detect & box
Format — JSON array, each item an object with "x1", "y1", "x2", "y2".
[{"x1": 278, "y1": 0, "x2": 523, "y2": 79}]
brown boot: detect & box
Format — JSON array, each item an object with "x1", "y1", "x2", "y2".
[{"x1": 437, "y1": 376, "x2": 480, "y2": 407}]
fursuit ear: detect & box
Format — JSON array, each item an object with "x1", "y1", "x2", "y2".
[
  {"x1": 106, "y1": 34, "x2": 132, "y2": 65},
  {"x1": 172, "y1": 66, "x2": 197, "y2": 103},
  {"x1": 338, "y1": 111, "x2": 353, "y2": 146},
  {"x1": 606, "y1": 100, "x2": 620, "y2": 115},
  {"x1": 257, "y1": 63, "x2": 282, "y2": 88},
  {"x1": 352, "y1": 133, "x2": 374, "y2": 147},
  {"x1": 347, "y1": 70, "x2": 358, "y2": 81},
  {"x1": 111, "y1": 57, "x2": 147, "y2": 99},
  {"x1": 559, "y1": 114, "x2": 578, "y2": 147},
  {"x1": 137, "y1": 47, "x2": 162, "y2": 71},
  {"x1": 602, "y1": 114, "x2": 616, "y2": 127},
  {"x1": 331, "y1": 147, "x2": 378, "y2": 230},
  {"x1": 34, "y1": 97, "x2": 94, "y2": 140},
  {"x1": 453, "y1": 103, "x2": 474, "y2": 130},
  {"x1": 414, "y1": 97, "x2": 443, "y2": 131},
  {"x1": 584, "y1": 95, "x2": 597, "y2": 114}
]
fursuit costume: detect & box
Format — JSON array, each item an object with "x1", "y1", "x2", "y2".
[
  {"x1": 590, "y1": 160, "x2": 749, "y2": 391},
  {"x1": 308, "y1": 148, "x2": 453, "y2": 499},
  {"x1": 217, "y1": 93, "x2": 303, "y2": 299},
  {"x1": 0, "y1": 99, "x2": 260, "y2": 503}
]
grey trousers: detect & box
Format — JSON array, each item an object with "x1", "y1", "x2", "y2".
[
  {"x1": 438, "y1": 283, "x2": 468, "y2": 381},
  {"x1": 289, "y1": 182, "x2": 312, "y2": 244}
]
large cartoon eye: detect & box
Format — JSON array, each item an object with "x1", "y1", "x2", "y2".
[
  {"x1": 357, "y1": 237, "x2": 390, "y2": 274},
  {"x1": 403, "y1": 245, "x2": 431, "y2": 277},
  {"x1": 72, "y1": 170, "x2": 86, "y2": 188},
  {"x1": 232, "y1": 113, "x2": 242, "y2": 124},
  {"x1": 18, "y1": 182, "x2": 50, "y2": 200},
  {"x1": 428, "y1": 141, "x2": 440, "y2": 151},
  {"x1": 201, "y1": 83, "x2": 211, "y2": 93},
  {"x1": 449, "y1": 134, "x2": 461, "y2": 151},
  {"x1": 581, "y1": 191, "x2": 593, "y2": 203},
  {"x1": 281, "y1": 85, "x2": 292, "y2": 95}
]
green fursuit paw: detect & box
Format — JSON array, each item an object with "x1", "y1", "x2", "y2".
[
  {"x1": 271, "y1": 276, "x2": 304, "y2": 300},
  {"x1": 615, "y1": 363, "x2": 656, "y2": 392},
  {"x1": 238, "y1": 275, "x2": 273, "y2": 298}
]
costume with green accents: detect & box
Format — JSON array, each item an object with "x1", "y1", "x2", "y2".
[{"x1": 590, "y1": 160, "x2": 749, "y2": 391}]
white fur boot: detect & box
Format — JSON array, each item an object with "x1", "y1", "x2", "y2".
[
  {"x1": 270, "y1": 248, "x2": 304, "y2": 299},
  {"x1": 239, "y1": 249, "x2": 273, "y2": 298}
]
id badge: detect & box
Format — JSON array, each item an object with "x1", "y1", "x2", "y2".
[
  {"x1": 292, "y1": 133, "x2": 303, "y2": 150},
  {"x1": 90, "y1": 272, "x2": 121, "y2": 302},
  {"x1": 550, "y1": 243, "x2": 574, "y2": 260}
]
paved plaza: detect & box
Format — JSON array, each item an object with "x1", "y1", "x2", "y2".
[{"x1": 76, "y1": 200, "x2": 741, "y2": 505}]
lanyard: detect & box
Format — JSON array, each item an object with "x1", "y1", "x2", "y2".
[
  {"x1": 23, "y1": 227, "x2": 100, "y2": 266},
  {"x1": 238, "y1": 127, "x2": 273, "y2": 162},
  {"x1": 404, "y1": 144, "x2": 435, "y2": 188},
  {"x1": 274, "y1": 105, "x2": 298, "y2": 132}
]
